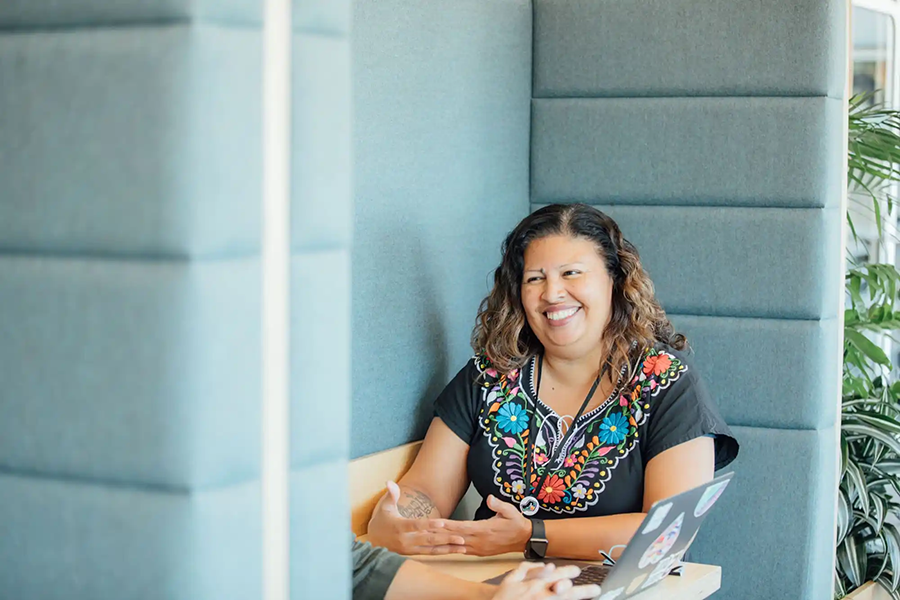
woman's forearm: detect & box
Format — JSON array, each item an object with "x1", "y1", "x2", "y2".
[
  {"x1": 393, "y1": 481, "x2": 443, "y2": 519},
  {"x1": 544, "y1": 513, "x2": 646, "y2": 560}
]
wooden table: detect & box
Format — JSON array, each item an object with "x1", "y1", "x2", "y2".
[
  {"x1": 351, "y1": 443, "x2": 721, "y2": 599},
  {"x1": 412, "y1": 552, "x2": 721, "y2": 600}
]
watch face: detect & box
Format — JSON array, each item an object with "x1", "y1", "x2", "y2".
[{"x1": 528, "y1": 540, "x2": 549, "y2": 559}]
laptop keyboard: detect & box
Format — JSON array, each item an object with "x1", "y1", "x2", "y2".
[{"x1": 572, "y1": 565, "x2": 611, "y2": 586}]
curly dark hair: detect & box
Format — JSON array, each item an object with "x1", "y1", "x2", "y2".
[{"x1": 472, "y1": 203, "x2": 685, "y2": 376}]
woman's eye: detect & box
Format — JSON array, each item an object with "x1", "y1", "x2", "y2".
[
  {"x1": 525, "y1": 276, "x2": 543, "y2": 284},
  {"x1": 563, "y1": 270, "x2": 581, "y2": 277}
]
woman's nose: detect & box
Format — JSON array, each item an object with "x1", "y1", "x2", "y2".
[{"x1": 541, "y1": 276, "x2": 565, "y2": 302}]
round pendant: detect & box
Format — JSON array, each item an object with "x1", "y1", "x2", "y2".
[{"x1": 519, "y1": 496, "x2": 540, "y2": 516}]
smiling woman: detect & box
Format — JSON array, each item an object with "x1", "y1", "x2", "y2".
[{"x1": 365, "y1": 203, "x2": 739, "y2": 561}]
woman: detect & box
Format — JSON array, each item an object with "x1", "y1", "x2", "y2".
[{"x1": 367, "y1": 203, "x2": 738, "y2": 560}]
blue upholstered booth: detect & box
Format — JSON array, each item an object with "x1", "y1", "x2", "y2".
[
  {"x1": 352, "y1": 2, "x2": 846, "y2": 600},
  {"x1": 0, "y1": 1, "x2": 845, "y2": 599}
]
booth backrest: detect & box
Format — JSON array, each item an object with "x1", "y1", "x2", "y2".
[{"x1": 352, "y1": 2, "x2": 846, "y2": 599}]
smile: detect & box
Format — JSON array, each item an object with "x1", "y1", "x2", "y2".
[{"x1": 545, "y1": 307, "x2": 580, "y2": 322}]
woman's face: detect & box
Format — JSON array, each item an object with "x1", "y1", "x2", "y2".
[{"x1": 520, "y1": 234, "x2": 614, "y2": 360}]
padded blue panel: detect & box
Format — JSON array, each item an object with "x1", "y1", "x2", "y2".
[
  {"x1": 533, "y1": 0, "x2": 846, "y2": 98},
  {"x1": 552, "y1": 204, "x2": 842, "y2": 320},
  {"x1": 351, "y1": 0, "x2": 532, "y2": 457},
  {"x1": 292, "y1": 34, "x2": 351, "y2": 252},
  {"x1": 0, "y1": 1, "x2": 260, "y2": 27},
  {"x1": 0, "y1": 256, "x2": 260, "y2": 489},
  {"x1": 690, "y1": 426, "x2": 836, "y2": 600},
  {"x1": 294, "y1": 0, "x2": 348, "y2": 35},
  {"x1": 670, "y1": 315, "x2": 840, "y2": 430},
  {"x1": 290, "y1": 463, "x2": 350, "y2": 600},
  {"x1": 531, "y1": 97, "x2": 843, "y2": 209},
  {"x1": 0, "y1": 25, "x2": 261, "y2": 258},
  {"x1": 0, "y1": 472, "x2": 261, "y2": 600},
  {"x1": 291, "y1": 252, "x2": 351, "y2": 467}
]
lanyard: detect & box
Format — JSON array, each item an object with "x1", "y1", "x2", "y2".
[{"x1": 520, "y1": 354, "x2": 609, "y2": 516}]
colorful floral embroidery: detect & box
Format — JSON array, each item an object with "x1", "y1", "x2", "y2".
[{"x1": 476, "y1": 347, "x2": 687, "y2": 515}]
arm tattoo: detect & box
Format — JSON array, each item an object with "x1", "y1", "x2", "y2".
[{"x1": 397, "y1": 490, "x2": 436, "y2": 519}]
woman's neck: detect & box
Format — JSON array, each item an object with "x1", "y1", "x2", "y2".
[{"x1": 541, "y1": 345, "x2": 609, "y2": 389}]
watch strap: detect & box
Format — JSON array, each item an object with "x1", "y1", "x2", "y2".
[{"x1": 525, "y1": 518, "x2": 549, "y2": 559}]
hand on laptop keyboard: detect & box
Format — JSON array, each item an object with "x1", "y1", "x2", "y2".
[{"x1": 490, "y1": 562, "x2": 602, "y2": 600}]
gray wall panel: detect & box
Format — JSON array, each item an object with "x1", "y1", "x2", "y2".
[
  {"x1": 690, "y1": 426, "x2": 836, "y2": 600},
  {"x1": 671, "y1": 315, "x2": 840, "y2": 430},
  {"x1": 532, "y1": 97, "x2": 843, "y2": 209},
  {"x1": 0, "y1": 257, "x2": 261, "y2": 490},
  {"x1": 0, "y1": 473, "x2": 261, "y2": 600},
  {"x1": 534, "y1": 0, "x2": 845, "y2": 98},
  {"x1": 0, "y1": 1, "x2": 261, "y2": 27},
  {"x1": 0, "y1": 26, "x2": 261, "y2": 258},
  {"x1": 351, "y1": 0, "x2": 532, "y2": 458},
  {"x1": 290, "y1": 464, "x2": 350, "y2": 600}
]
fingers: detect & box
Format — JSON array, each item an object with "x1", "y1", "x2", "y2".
[
  {"x1": 487, "y1": 494, "x2": 521, "y2": 519},
  {"x1": 410, "y1": 544, "x2": 468, "y2": 555},
  {"x1": 439, "y1": 519, "x2": 487, "y2": 535},
  {"x1": 405, "y1": 531, "x2": 465, "y2": 547},
  {"x1": 521, "y1": 563, "x2": 556, "y2": 581},
  {"x1": 505, "y1": 562, "x2": 550, "y2": 583},
  {"x1": 556, "y1": 583, "x2": 602, "y2": 600},
  {"x1": 401, "y1": 518, "x2": 450, "y2": 533},
  {"x1": 538, "y1": 565, "x2": 579, "y2": 584},
  {"x1": 386, "y1": 480, "x2": 402, "y2": 505}
]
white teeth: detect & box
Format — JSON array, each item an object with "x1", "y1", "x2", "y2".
[{"x1": 546, "y1": 308, "x2": 578, "y2": 321}]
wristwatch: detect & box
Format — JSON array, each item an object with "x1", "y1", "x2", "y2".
[{"x1": 524, "y1": 518, "x2": 549, "y2": 560}]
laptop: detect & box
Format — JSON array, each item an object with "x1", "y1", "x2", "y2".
[{"x1": 485, "y1": 472, "x2": 734, "y2": 600}]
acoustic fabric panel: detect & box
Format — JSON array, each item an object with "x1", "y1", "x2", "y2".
[
  {"x1": 535, "y1": 204, "x2": 841, "y2": 321},
  {"x1": 292, "y1": 34, "x2": 351, "y2": 252},
  {"x1": 533, "y1": 0, "x2": 846, "y2": 98},
  {"x1": 293, "y1": 0, "x2": 348, "y2": 34},
  {"x1": 532, "y1": 2, "x2": 844, "y2": 599},
  {"x1": 670, "y1": 315, "x2": 840, "y2": 430},
  {"x1": 0, "y1": 472, "x2": 261, "y2": 600},
  {"x1": 0, "y1": 1, "x2": 260, "y2": 27},
  {"x1": 0, "y1": 4, "x2": 263, "y2": 599},
  {"x1": 532, "y1": 97, "x2": 843, "y2": 209},
  {"x1": 351, "y1": 0, "x2": 532, "y2": 458},
  {"x1": 291, "y1": 1, "x2": 352, "y2": 600},
  {"x1": 0, "y1": 257, "x2": 260, "y2": 490},
  {"x1": 0, "y1": 26, "x2": 261, "y2": 259},
  {"x1": 290, "y1": 464, "x2": 350, "y2": 598},
  {"x1": 290, "y1": 252, "x2": 351, "y2": 469},
  {"x1": 689, "y1": 426, "x2": 836, "y2": 600}
]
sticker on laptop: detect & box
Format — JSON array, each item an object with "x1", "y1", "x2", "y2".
[
  {"x1": 642, "y1": 551, "x2": 686, "y2": 589},
  {"x1": 693, "y1": 480, "x2": 730, "y2": 517},
  {"x1": 638, "y1": 512, "x2": 684, "y2": 569},
  {"x1": 641, "y1": 502, "x2": 672, "y2": 534},
  {"x1": 598, "y1": 588, "x2": 624, "y2": 600},
  {"x1": 626, "y1": 574, "x2": 647, "y2": 595}
]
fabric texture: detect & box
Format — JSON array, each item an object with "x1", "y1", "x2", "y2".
[
  {"x1": 351, "y1": 538, "x2": 407, "y2": 600},
  {"x1": 350, "y1": 0, "x2": 533, "y2": 458},
  {"x1": 435, "y1": 346, "x2": 737, "y2": 521}
]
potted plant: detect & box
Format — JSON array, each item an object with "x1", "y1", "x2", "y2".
[{"x1": 837, "y1": 94, "x2": 900, "y2": 600}]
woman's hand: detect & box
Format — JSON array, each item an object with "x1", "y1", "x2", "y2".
[
  {"x1": 491, "y1": 563, "x2": 601, "y2": 600},
  {"x1": 442, "y1": 495, "x2": 532, "y2": 556},
  {"x1": 366, "y1": 481, "x2": 467, "y2": 556}
]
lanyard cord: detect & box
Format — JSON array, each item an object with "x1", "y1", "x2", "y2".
[{"x1": 524, "y1": 354, "x2": 609, "y2": 504}]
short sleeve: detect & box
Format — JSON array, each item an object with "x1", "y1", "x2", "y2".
[
  {"x1": 642, "y1": 355, "x2": 739, "y2": 471},
  {"x1": 433, "y1": 358, "x2": 482, "y2": 445},
  {"x1": 351, "y1": 537, "x2": 406, "y2": 600}
]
